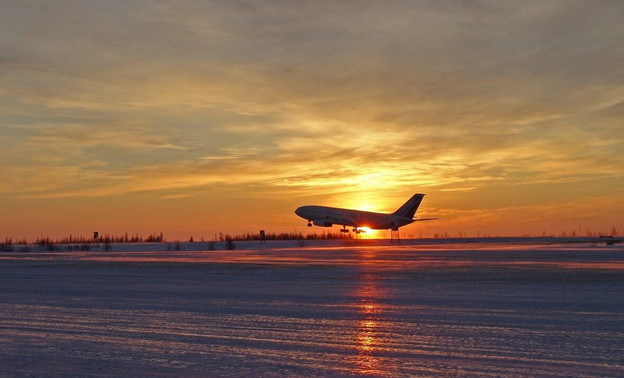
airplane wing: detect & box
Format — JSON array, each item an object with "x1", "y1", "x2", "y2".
[
  {"x1": 326, "y1": 209, "x2": 402, "y2": 229},
  {"x1": 325, "y1": 214, "x2": 360, "y2": 228}
]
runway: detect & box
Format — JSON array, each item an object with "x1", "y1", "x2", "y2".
[{"x1": 1, "y1": 241, "x2": 623, "y2": 376}]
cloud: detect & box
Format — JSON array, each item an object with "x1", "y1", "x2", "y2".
[{"x1": 1, "y1": 1, "x2": 624, "y2": 237}]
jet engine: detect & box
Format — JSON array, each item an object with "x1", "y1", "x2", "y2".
[{"x1": 313, "y1": 220, "x2": 333, "y2": 227}]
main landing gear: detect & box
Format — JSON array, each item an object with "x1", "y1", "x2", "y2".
[
  {"x1": 307, "y1": 221, "x2": 312, "y2": 227},
  {"x1": 338, "y1": 226, "x2": 367, "y2": 234},
  {"x1": 390, "y1": 227, "x2": 400, "y2": 244}
]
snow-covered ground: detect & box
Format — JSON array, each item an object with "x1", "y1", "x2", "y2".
[{"x1": 1, "y1": 240, "x2": 623, "y2": 376}]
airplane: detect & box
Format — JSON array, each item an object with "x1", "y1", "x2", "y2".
[{"x1": 294, "y1": 193, "x2": 435, "y2": 235}]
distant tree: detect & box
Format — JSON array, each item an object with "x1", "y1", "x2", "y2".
[{"x1": 145, "y1": 232, "x2": 165, "y2": 242}]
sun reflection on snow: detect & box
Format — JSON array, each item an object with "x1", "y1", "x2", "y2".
[{"x1": 352, "y1": 273, "x2": 385, "y2": 376}]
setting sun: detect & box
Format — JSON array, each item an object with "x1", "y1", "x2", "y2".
[{"x1": 356, "y1": 227, "x2": 377, "y2": 239}]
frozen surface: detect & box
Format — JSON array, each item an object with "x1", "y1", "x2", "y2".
[{"x1": 1, "y1": 241, "x2": 623, "y2": 377}]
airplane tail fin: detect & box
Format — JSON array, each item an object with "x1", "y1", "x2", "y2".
[{"x1": 393, "y1": 193, "x2": 425, "y2": 219}]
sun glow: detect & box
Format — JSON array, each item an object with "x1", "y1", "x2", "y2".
[
  {"x1": 355, "y1": 203, "x2": 377, "y2": 212},
  {"x1": 356, "y1": 227, "x2": 377, "y2": 239}
]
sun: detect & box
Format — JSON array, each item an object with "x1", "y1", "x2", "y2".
[{"x1": 356, "y1": 227, "x2": 378, "y2": 239}]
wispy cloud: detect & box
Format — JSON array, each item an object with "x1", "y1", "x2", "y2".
[{"x1": 1, "y1": 1, "x2": 623, "y2": 237}]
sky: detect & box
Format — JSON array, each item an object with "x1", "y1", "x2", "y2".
[{"x1": 1, "y1": 1, "x2": 623, "y2": 240}]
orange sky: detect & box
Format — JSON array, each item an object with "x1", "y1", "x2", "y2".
[{"x1": 1, "y1": 2, "x2": 623, "y2": 241}]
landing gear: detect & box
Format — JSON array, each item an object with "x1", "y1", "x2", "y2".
[
  {"x1": 390, "y1": 227, "x2": 400, "y2": 244},
  {"x1": 340, "y1": 225, "x2": 349, "y2": 233},
  {"x1": 307, "y1": 221, "x2": 312, "y2": 227}
]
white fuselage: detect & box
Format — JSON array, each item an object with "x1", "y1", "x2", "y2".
[{"x1": 295, "y1": 205, "x2": 414, "y2": 230}]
